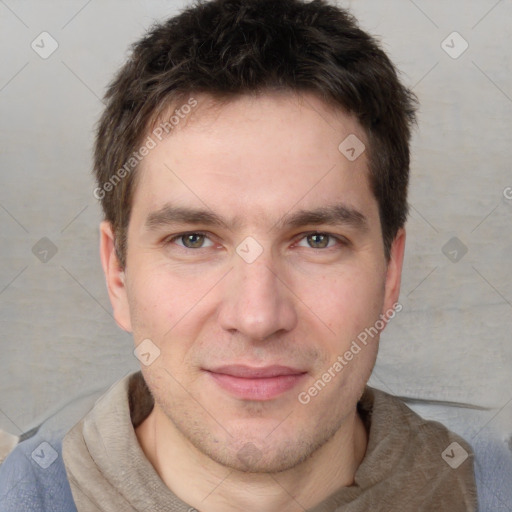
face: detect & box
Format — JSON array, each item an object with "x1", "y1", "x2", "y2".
[{"x1": 101, "y1": 91, "x2": 405, "y2": 473}]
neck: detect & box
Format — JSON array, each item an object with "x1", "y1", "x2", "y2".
[{"x1": 136, "y1": 405, "x2": 367, "y2": 512}]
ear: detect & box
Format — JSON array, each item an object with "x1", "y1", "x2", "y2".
[
  {"x1": 99, "y1": 221, "x2": 132, "y2": 332},
  {"x1": 382, "y1": 227, "x2": 406, "y2": 316}
]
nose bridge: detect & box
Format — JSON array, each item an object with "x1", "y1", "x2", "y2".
[
  {"x1": 238, "y1": 252, "x2": 278, "y2": 302},
  {"x1": 219, "y1": 239, "x2": 296, "y2": 341}
]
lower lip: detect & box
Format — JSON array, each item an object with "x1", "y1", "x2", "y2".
[{"x1": 207, "y1": 372, "x2": 307, "y2": 401}]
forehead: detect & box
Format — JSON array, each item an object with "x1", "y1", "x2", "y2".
[{"x1": 132, "y1": 91, "x2": 378, "y2": 230}]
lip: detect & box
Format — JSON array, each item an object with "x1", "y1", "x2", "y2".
[
  {"x1": 208, "y1": 364, "x2": 305, "y2": 378},
  {"x1": 205, "y1": 365, "x2": 307, "y2": 400}
]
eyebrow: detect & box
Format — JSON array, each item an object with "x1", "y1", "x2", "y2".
[{"x1": 144, "y1": 203, "x2": 368, "y2": 233}]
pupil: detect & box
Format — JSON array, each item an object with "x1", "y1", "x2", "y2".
[
  {"x1": 185, "y1": 234, "x2": 203, "y2": 248},
  {"x1": 310, "y1": 234, "x2": 327, "y2": 248}
]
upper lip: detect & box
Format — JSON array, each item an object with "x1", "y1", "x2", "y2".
[{"x1": 206, "y1": 365, "x2": 306, "y2": 378}]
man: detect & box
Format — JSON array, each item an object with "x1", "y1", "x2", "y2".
[{"x1": 0, "y1": 0, "x2": 495, "y2": 510}]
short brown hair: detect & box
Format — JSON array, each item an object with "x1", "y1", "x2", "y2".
[{"x1": 93, "y1": 0, "x2": 417, "y2": 268}]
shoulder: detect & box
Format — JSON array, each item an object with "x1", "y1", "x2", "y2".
[
  {"x1": 0, "y1": 429, "x2": 76, "y2": 512},
  {"x1": 368, "y1": 388, "x2": 512, "y2": 511},
  {"x1": 366, "y1": 386, "x2": 475, "y2": 456},
  {"x1": 471, "y1": 434, "x2": 512, "y2": 512}
]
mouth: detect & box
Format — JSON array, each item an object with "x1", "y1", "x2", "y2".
[{"x1": 204, "y1": 365, "x2": 308, "y2": 401}]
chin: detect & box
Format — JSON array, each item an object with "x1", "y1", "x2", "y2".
[{"x1": 188, "y1": 423, "x2": 340, "y2": 475}]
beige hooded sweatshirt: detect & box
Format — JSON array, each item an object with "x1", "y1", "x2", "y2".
[{"x1": 62, "y1": 372, "x2": 478, "y2": 511}]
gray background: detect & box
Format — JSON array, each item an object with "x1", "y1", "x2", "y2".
[{"x1": 1, "y1": 0, "x2": 511, "y2": 455}]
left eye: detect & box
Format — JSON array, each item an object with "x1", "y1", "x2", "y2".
[
  {"x1": 170, "y1": 232, "x2": 214, "y2": 249},
  {"x1": 296, "y1": 233, "x2": 342, "y2": 249}
]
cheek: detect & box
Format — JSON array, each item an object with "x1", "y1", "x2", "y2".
[
  {"x1": 297, "y1": 264, "x2": 385, "y2": 337},
  {"x1": 126, "y1": 263, "x2": 215, "y2": 362},
  {"x1": 126, "y1": 266, "x2": 182, "y2": 337}
]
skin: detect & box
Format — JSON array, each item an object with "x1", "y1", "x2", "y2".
[{"x1": 100, "y1": 91, "x2": 405, "y2": 512}]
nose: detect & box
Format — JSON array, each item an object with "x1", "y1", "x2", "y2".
[{"x1": 217, "y1": 245, "x2": 298, "y2": 342}]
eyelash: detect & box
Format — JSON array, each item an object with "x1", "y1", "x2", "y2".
[{"x1": 165, "y1": 231, "x2": 349, "y2": 251}]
